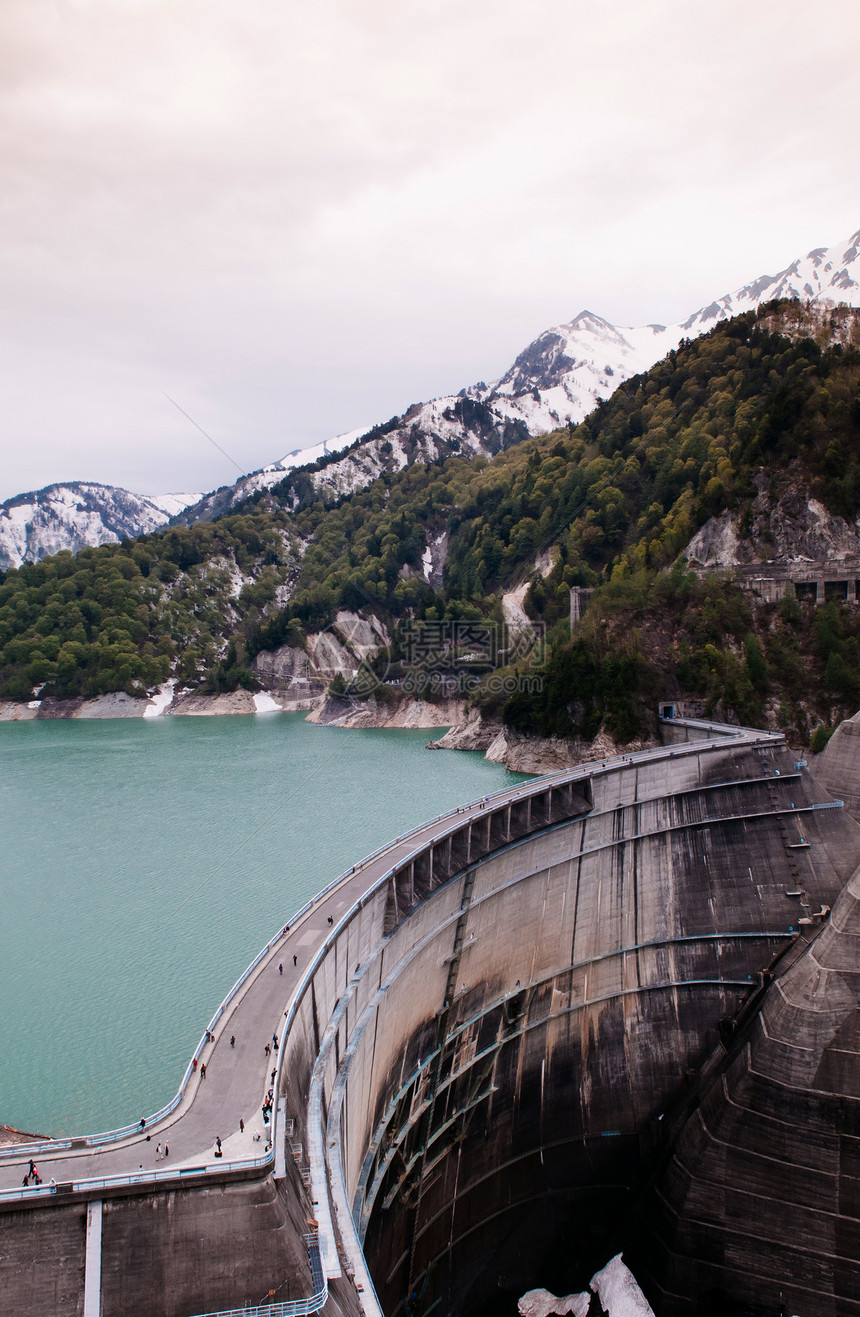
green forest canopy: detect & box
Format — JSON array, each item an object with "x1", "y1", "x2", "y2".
[{"x1": 2, "y1": 301, "x2": 859, "y2": 743}]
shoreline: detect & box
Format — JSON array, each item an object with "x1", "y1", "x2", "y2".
[
  {"x1": 0, "y1": 1126, "x2": 49, "y2": 1146},
  {"x1": 0, "y1": 688, "x2": 651, "y2": 775}
]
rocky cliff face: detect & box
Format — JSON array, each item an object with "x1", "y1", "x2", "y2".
[
  {"x1": 685, "y1": 477, "x2": 860, "y2": 570},
  {"x1": 428, "y1": 709, "x2": 658, "y2": 773},
  {"x1": 308, "y1": 693, "x2": 466, "y2": 729}
]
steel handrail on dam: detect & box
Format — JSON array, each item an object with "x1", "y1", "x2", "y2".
[
  {"x1": 0, "y1": 716, "x2": 772, "y2": 1173},
  {"x1": 0, "y1": 716, "x2": 794, "y2": 1317},
  {"x1": 289, "y1": 719, "x2": 787, "y2": 1306},
  {"x1": 0, "y1": 1154, "x2": 273, "y2": 1207},
  {"x1": 0, "y1": 716, "x2": 781, "y2": 1201},
  {"x1": 0, "y1": 787, "x2": 534, "y2": 1166},
  {"x1": 190, "y1": 1237, "x2": 328, "y2": 1317}
]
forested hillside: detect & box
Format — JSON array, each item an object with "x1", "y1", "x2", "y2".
[{"x1": 2, "y1": 300, "x2": 860, "y2": 745}]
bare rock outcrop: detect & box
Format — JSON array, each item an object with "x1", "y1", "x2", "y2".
[
  {"x1": 169, "y1": 690, "x2": 259, "y2": 717},
  {"x1": 430, "y1": 711, "x2": 658, "y2": 773},
  {"x1": 0, "y1": 701, "x2": 39, "y2": 721},
  {"x1": 486, "y1": 726, "x2": 657, "y2": 775},
  {"x1": 308, "y1": 694, "x2": 465, "y2": 729},
  {"x1": 0, "y1": 1125, "x2": 49, "y2": 1146},
  {"x1": 426, "y1": 708, "x2": 503, "y2": 752},
  {"x1": 250, "y1": 644, "x2": 310, "y2": 686},
  {"x1": 686, "y1": 478, "x2": 860, "y2": 570},
  {"x1": 72, "y1": 692, "x2": 151, "y2": 718}
]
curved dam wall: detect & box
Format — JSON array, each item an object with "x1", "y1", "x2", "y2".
[
  {"x1": 282, "y1": 726, "x2": 860, "y2": 1317},
  {"x1": 641, "y1": 833, "x2": 860, "y2": 1317},
  {"x1": 4, "y1": 721, "x2": 858, "y2": 1317}
]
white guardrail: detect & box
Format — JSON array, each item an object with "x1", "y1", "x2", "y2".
[
  {"x1": 0, "y1": 718, "x2": 788, "y2": 1317},
  {"x1": 0, "y1": 717, "x2": 782, "y2": 1187}
]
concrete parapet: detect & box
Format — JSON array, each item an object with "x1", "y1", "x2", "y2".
[
  {"x1": 280, "y1": 724, "x2": 860, "y2": 1317},
  {"x1": 4, "y1": 720, "x2": 860, "y2": 1317}
]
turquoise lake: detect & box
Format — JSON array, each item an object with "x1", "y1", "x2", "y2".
[{"x1": 0, "y1": 713, "x2": 527, "y2": 1138}]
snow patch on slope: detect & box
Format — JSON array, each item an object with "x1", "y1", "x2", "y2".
[{"x1": 0, "y1": 483, "x2": 201, "y2": 570}]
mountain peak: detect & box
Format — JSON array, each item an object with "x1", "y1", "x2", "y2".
[
  {"x1": 5, "y1": 226, "x2": 860, "y2": 562},
  {"x1": 0, "y1": 484, "x2": 200, "y2": 571}
]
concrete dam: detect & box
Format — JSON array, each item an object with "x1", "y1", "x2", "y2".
[{"x1": 2, "y1": 717, "x2": 859, "y2": 1317}]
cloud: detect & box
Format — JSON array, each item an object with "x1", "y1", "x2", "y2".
[{"x1": 0, "y1": 0, "x2": 857, "y2": 499}]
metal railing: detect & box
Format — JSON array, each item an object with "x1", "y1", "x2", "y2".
[
  {"x1": 189, "y1": 1292, "x2": 328, "y2": 1317},
  {"x1": 0, "y1": 1152, "x2": 272, "y2": 1207},
  {"x1": 188, "y1": 1236, "x2": 327, "y2": 1317},
  {"x1": 0, "y1": 719, "x2": 785, "y2": 1180}
]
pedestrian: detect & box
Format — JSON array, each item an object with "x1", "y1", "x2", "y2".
[
  {"x1": 230, "y1": 1034, "x2": 235, "y2": 1048},
  {"x1": 28, "y1": 1160, "x2": 36, "y2": 1176},
  {"x1": 327, "y1": 915, "x2": 333, "y2": 925},
  {"x1": 138, "y1": 1165, "x2": 143, "y2": 1172},
  {"x1": 273, "y1": 1037, "x2": 279, "y2": 1051},
  {"x1": 192, "y1": 1058, "x2": 198, "y2": 1072},
  {"x1": 239, "y1": 1119, "x2": 244, "y2": 1134},
  {"x1": 156, "y1": 1143, "x2": 162, "y2": 1160},
  {"x1": 214, "y1": 1137, "x2": 222, "y2": 1158},
  {"x1": 279, "y1": 962, "x2": 283, "y2": 975},
  {"x1": 22, "y1": 1174, "x2": 28, "y2": 1187},
  {"x1": 272, "y1": 1033, "x2": 277, "y2": 1045},
  {"x1": 264, "y1": 1043, "x2": 271, "y2": 1057},
  {"x1": 271, "y1": 1068, "x2": 276, "y2": 1084},
  {"x1": 34, "y1": 1172, "x2": 41, "y2": 1184},
  {"x1": 164, "y1": 1143, "x2": 169, "y2": 1158},
  {"x1": 293, "y1": 954, "x2": 297, "y2": 966},
  {"x1": 139, "y1": 1119, "x2": 146, "y2": 1129},
  {"x1": 200, "y1": 1062, "x2": 206, "y2": 1079}
]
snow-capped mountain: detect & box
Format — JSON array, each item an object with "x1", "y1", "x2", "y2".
[
  {"x1": 178, "y1": 427, "x2": 371, "y2": 523},
  {"x1": 177, "y1": 226, "x2": 860, "y2": 518},
  {"x1": 473, "y1": 226, "x2": 860, "y2": 436},
  {"x1": 6, "y1": 226, "x2": 860, "y2": 558},
  {"x1": 0, "y1": 483, "x2": 201, "y2": 570}
]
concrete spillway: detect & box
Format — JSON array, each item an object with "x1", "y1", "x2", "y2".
[{"x1": 2, "y1": 719, "x2": 859, "y2": 1316}]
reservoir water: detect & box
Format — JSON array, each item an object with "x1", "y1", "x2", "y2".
[{"x1": 0, "y1": 713, "x2": 527, "y2": 1138}]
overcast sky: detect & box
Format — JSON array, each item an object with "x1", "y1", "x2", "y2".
[{"x1": 0, "y1": 0, "x2": 857, "y2": 502}]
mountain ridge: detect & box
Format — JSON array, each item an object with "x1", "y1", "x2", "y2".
[
  {"x1": 176, "y1": 224, "x2": 860, "y2": 522},
  {"x1": 0, "y1": 483, "x2": 200, "y2": 571},
  {"x1": 3, "y1": 226, "x2": 858, "y2": 564},
  {"x1": 3, "y1": 299, "x2": 860, "y2": 749}
]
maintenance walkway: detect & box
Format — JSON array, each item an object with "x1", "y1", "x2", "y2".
[{"x1": 0, "y1": 718, "x2": 784, "y2": 1204}]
